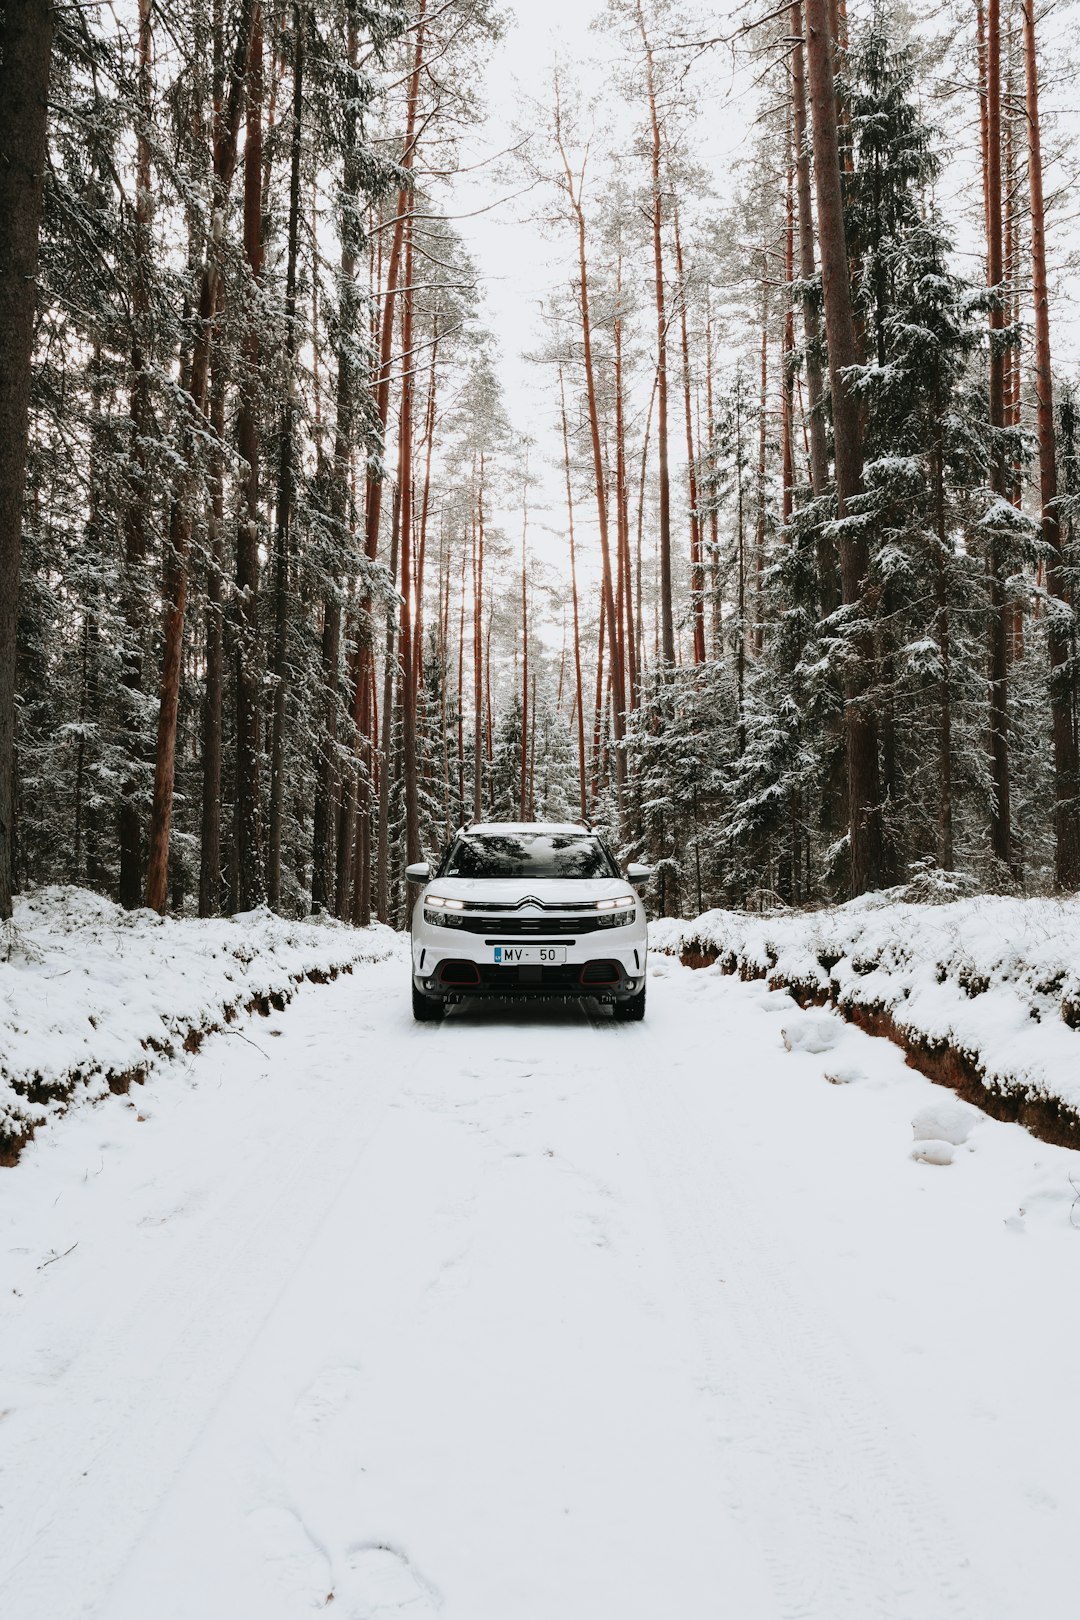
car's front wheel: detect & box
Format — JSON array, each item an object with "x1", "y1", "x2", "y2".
[
  {"x1": 412, "y1": 982, "x2": 445, "y2": 1022},
  {"x1": 613, "y1": 985, "x2": 646, "y2": 1022}
]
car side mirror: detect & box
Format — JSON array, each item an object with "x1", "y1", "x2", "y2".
[
  {"x1": 405, "y1": 861, "x2": 431, "y2": 884},
  {"x1": 626, "y1": 862, "x2": 653, "y2": 883}
]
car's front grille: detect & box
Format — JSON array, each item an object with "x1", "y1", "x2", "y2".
[
  {"x1": 470, "y1": 962, "x2": 627, "y2": 995},
  {"x1": 455, "y1": 914, "x2": 601, "y2": 937},
  {"x1": 430, "y1": 958, "x2": 632, "y2": 999}
]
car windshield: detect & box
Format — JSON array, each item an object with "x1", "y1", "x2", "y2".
[{"x1": 442, "y1": 833, "x2": 619, "y2": 880}]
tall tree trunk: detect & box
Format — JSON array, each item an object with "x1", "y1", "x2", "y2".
[
  {"x1": 199, "y1": 361, "x2": 227, "y2": 916},
  {"x1": 934, "y1": 438, "x2": 955, "y2": 870},
  {"x1": 613, "y1": 258, "x2": 638, "y2": 703},
  {"x1": 1001, "y1": 46, "x2": 1026, "y2": 674},
  {"x1": 439, "y1": 545, "x2": 452, "y2": 838},
  {"x1": 553, "y1": 95, "x2": 626, "y2": 809},
  {"x1": 557, "y1": 611, "x2": 567, "y2": 713},
  {"x1": 350, "y1": 651, "x2": 375, "y2": 922},
  {"x1": 674, "y1": 208, "x2": 706, "y2": 664},
  {"x1": 473, "y1": 465, "x2": 485, "y2": 823},
  {"x1": 984, "y1": 0, "x2": 1014, "y2": 873},
  {"x1": 235, "y1": 0, "x2": 266, "y2": 910},
  {"x1": 0, "y1": 0, "x2": 53, "y2": 918},
  {"x1": 704, "y1": 299, "x2": 721, "y2": 656},
  {"x1": 791, "y1": 0, "x2": 836, "y2": 606},
  {"x1": 753, "y1": 258, "x2": 770, "y2": 657},
  {"x1": 311, "y1": 601, "x2": 342, "y2": 910},
  {"x1": 735, "y1": 376, "x2": 747, "y2": 755},
  {"x1": 144, "y1": 0, "x2": 255, "y2": 912},
  {"x1": 457, "y1": 531, "x2": 466, "y2": 816},
  {"x1": 1022, "y1": 0, "x2": 1080, "y2": 887},
  {"x1": 119, "y1": 0, "x2": 154, "y2": 909},
  {"x1": 266, "y1": 0, "x2": 304, "y2": 908},
  {"x1": 805, "y1": 0, "x2": 885, "y2": 896},
  {"x1": 636, "y1": 4, "x2": 675, "y2": 667},
  {"x1": 1003, "y1": 74, "x2": 1021, "y2": 517},
  {"x1": 412, "y1": 321, "x2": 439, "y2": 699},
  {"x1": 559, "y1": 367, "x2": 588, "y2": 818},
  {"x1": 313, "y1": 19, "x2": 363, "y2": 913},
  {"x1": 376, "y1": 486, "x2": 400, "y2": 921},
  {"x1": 528, "y1": 671, "x2": 537, "y2": 820},
  {"x1": 520, "y1": 480, "x2": 529, "y2": 818},
  {"x1": 485, "y1": 608, "x2": 494, "y2": 765},
  {"x1": 398, "y1": 217, "x2": 420, "y2": 863},
  {"x1": 782, "y1": 127, "x2": 796, "y2": 528},
  {"x1": 975, "y1": 0, "x2": 991, "y2": 250},
  {"x1": 356, "y1": 647, "x2": 377, "y2": 923},
  {"x1": 77, "y1": 348, "x2": 108, "y2": 887},
  {"x1": 591, "y1": 603, "x2": 606, "y2": 804}
]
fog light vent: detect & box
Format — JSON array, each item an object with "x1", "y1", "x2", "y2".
[
  {"x1": 580, "y1": 960, "x2": 620, "y2": 986},
  {"x1": 439, "y1": 960, "x2": 480, "y2": 987}
]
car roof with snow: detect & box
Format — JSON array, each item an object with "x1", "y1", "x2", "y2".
[{"x1": 458, "y1": 822, "x2": 594, "y2": 836}]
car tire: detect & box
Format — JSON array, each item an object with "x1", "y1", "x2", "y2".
[
  {"x1": 412, "y1": 982, "x2": 445, "y2": 1022},
  {"x1": 613, "y1": 986, "x2": 646, "y2": 1022}
]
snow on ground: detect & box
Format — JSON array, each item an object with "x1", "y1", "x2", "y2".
[
  {"x1": 650, "y1": 894, "x2": 1080, "y2": 1123},
  {"x1": 0, "y1": 887, "x2": 397, "y2": 1157},
  {"x1": 2, "y1": 947, "x2": 1080, "y2": 1618}
]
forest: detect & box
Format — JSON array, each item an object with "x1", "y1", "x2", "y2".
[{"x1": 1, "y1": 0, "x2": 1079, "y2": 927}]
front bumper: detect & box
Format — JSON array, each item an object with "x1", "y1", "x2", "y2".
[{"x1": 411, "y1": 916, "x2": 647, "y2": 1002}]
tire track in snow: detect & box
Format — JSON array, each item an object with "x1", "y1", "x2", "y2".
[
  {"x1": 617, "y1": 976, "x2": 990, "y2": 1620},
  {"x1": 0, "y1": 1000, "x2": 398, "y2": 1620}
]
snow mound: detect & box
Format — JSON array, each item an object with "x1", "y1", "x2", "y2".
[
  {"x1": 825, "y1": 1065, "x2": 865, "y2": 1086},
  {"x1": 782, "y1": 1013, "x2": 842, "y2": 1054},
  {"x1": 654, "y1": 894, "x2": 1080, "y2": 1141},
  {"x1": 0, "y1": 886, "x2": 400, "y2": 1161},
  {"x1": 645, "y1": 917, "x2": 685, "y2": 956},
  {"x1": 912, "y1": 1101, "x2": 980, "y2": 1147},
  {"x1": 911, "y1": 1139, "x2": 955, "y2": 1166}
]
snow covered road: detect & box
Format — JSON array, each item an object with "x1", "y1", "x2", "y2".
[{"x1": 3, "y1": 947, "x2": 1080, "y2": 1620}]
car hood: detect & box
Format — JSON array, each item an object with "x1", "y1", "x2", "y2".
[{"x1": 424, "y1": 876, "x2": 635, "y2": 908}]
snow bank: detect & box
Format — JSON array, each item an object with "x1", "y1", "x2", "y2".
[
  {"x1": 649, "y1": 895, "x2": 1080, "y2": 1146},
  {"x1": 0, "y1": 887, "x2": 398, "y2": 1161}
]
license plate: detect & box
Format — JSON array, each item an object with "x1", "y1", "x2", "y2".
[{"x1": 492, "y1": 945, "x2": 566, "y2": 965}]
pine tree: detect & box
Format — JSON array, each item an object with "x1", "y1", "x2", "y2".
[{"x1": 0, "y1": 0, "x2": 54, "y2": 919}]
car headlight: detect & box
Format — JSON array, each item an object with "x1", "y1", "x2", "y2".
[
  {"x1": 597, "y1": 908, "x2": 635, "y2": 928},
  {"x1": 425, "y1": 894, "x2": 465, "y2": 910},
  {"x1": 424, "y1": 908, "x2": 463, "y2": 928},
  {"x1": 596, "y1": 895, "x2": 636, "y2": 910}
]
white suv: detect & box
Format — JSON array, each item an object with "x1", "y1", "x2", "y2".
[{"x1": 406, "y1": 822, "x2": 651, "y2": 1022}]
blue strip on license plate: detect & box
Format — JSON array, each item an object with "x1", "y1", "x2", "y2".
[{"x1": 493, "y1": 945, "x2": 566, "y2": 965}]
